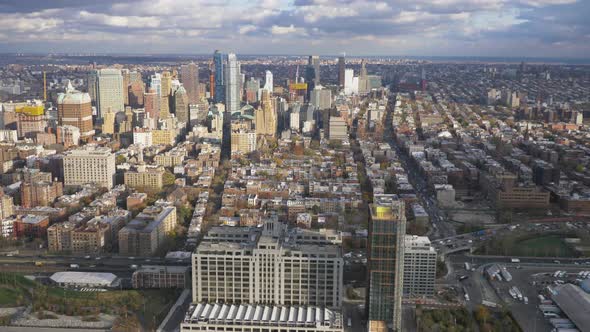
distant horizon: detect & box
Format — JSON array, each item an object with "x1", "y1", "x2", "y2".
[{"x1": 3, "y1": 52, "x2": 590, "y2": 64}]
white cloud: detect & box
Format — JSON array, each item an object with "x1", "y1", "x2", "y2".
[
  {"x1": 271, "y1": 24, "x2": 307, "y2": 35},
  {"x1": 79, "y1": 11, "x2": 160, "y2": 28},
  {"x1": 239, "y1": 25, "x2": 257, "y2": 34}
]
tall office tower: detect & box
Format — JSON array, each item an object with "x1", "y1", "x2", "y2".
[
  {"x1": 160, "y1": 71, "x2": 172, "y2": 118},
  {"x1": 224, "y1": 53, "x2": 241, "y2": 114},
  {"x1": 102, "y1": 109, "x2": 116, "y2": 135},
  {"x1": 255, "y1": 89, "x2": 277, "y2": 137},
  {"x1": 121, "y1": 69, "x2": 130, "y2": 105},
  {"x1": 150, "y1": 73, "x2": 162, "y2": 96},
  {"x1": 367, "y1": 197, "x2": 406, "y2": 332},
  {"x1": 358, "y1": 59, "x2": 369, "y2": 95},
  {"x1": 403, "y1": 235, "x2": 437, "y2": 297},
  {"x1": 290, "y1": 109, "x2": 300, "y2": 132},
  {"x1": 174, "y1": 85, "x2": 189, "y2": 125},
  {"x1": 338, "y1": 55, "x2": 345, "y2": 87},
  {"x1": 57, "y1": 82, "x2": 94, "y2": 141},
  {"x1": 311, "y1": 86, "x2": 332, "y2": 110},
  {"x1": 180, "y1": 62, "x2": 199, "y2": 104},
  {"x1": 344, "y1": 69, "x2": 356, "y2": 95},
  {"x1": 308, "y1": 55, "x2": 320, "y2": 85},
  {"x1": 144, "y1": 88, "x2": 159, "y2": 121},
  {"x1": 63, "y1": 145, "x2": 116, "y2": 188},
  {"x1": 213, "y1": 50, "x2": 225, "y2": 103},
  {"x1": 191, "y1": 218, "x2": 343, "y2": 307},
  {"x1": 96, "y1": 69, "x2": 124, "y2": 119},
  {"x1": 304, "y1": 65, "x2": 316, "y2": 99},
  {"x1": 87, "y1": 70, "x2": 98, "y2": 103},
  {"x1": 263, "y1": 70, "x2": 273, "y2": 93},
  {"x1": 161, "y1": 71, "x2": 172, "y2": 97},
  {"x1": 128, "y1": 80, "x2": 145, "y2": 107}
]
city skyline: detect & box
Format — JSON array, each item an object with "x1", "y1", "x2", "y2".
[{"x1": 0, "y1": 0, "x2": 588, "y2": 58}]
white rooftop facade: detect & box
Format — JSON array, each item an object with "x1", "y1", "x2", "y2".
[{"x1": 50, "y1": 271, "x2": 118, "y2": 287}]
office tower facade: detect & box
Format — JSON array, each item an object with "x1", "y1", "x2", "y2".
[
  {"x1": 180, "y1": 62, "x2": 200, "y2": 104},
  {"x1": 367, "y1": 198, "x2": 406, "y2": 332},
  {"x1": 403, "y1": 235, "x2": 437, "y2": 297},
  {"x1": 160, "y1": 71, "x2": 172, "y2": 118},
  {"x1": 87, "y1": 70, "x2": 98, "y2": 103},
  {"x1": 57, "y1": 82, "x2": 94, "y2": 140},
  {"x1": 338, "y1": 56, "x2": 345, "y2": 87},
  {"x1": 192, "y1": 218, "x2": 343, "y2": 308},
  {"x1": 263, "y1": 70, "x2": 273, "y2": 93},
  {"x1": 311, "y1": 86, "x2": 332, "y2": 110},
  {"x1": 255, "y1": 89, "x2": 276, "y2": 137},
  {"x1": 328, "y1": 116, "x2": 347, "y2": 140},
  {"x1": 308, "y1": 55, "x2": 320, "y2": 85},
  {"x1": 96, "y1": 69, "x2": 124, "y2": 119},
  {"x1": 63, "y1": 146, "x2": 116, "y2": 188},
  {"x1": 344, "y1": 69, "x2": 355, "y2": 95},
  {"x1": 358, "y1": 59, "x2": 369, "y2": 95},
  {"x1": 174, "y1": 85, "x2": 189, "y2": 125},
  {"x1": 122, "y1": 69, "x2": 130, "y2": 105},
  {"x1": 224, "y1": 53, "x2": 241, "y2": 114},
  {"x1": 213, "y1": 50, "x2": 225, "y2": 103}
]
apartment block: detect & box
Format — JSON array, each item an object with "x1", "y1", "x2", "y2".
[
  {"x1": 403, "y1": 235, "x2": 437, "y2": 297},
  {"x1": 118, "y1": 204, "x2": 177, "y2": 256},
  {"x1": 63, "y1": 145, "x2": 116, "y2": 188}
]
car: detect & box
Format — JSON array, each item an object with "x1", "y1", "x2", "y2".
[{"x1": 554, "y1": 260, "x2": 561, "y2": 264}]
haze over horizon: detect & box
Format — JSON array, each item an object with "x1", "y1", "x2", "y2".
[{"x1": 0, "y1": 0, "x2": 588, "y2": 58}]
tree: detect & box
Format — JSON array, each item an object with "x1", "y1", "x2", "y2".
[
  {"x1": 163, "y1": 171, "x2": 176, "y2": 187},
  {"x1": 474, "y1": 305, "x2": 491, "y2": 326},
  {"x1": 116, "y1": 155, "x2": 127, "y2": 165}
]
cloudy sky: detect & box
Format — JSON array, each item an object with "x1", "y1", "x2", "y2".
[{"x1": 0, "y1": 0, "x2": 588, "y2": 58}]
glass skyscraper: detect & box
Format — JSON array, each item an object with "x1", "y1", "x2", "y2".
[
  {"x1": 367, "y1": 197, "x2": 406, "y2": 332},
  {"x1": 213, "y1": 50, "x2": 226, "y2": 104}
]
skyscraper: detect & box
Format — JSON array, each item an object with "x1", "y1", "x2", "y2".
[
  {"x1": 144, "y1": 88, "x2": 159, "y2": 120},
  {"x1": 367, "y1": 197, "x2": 406, "y2": 332},
  {"x1": 255, "y1": 89, "x2": 277, "y2": 137},
  {"x1": 160, "y1": 71, "x2": 172, "y2": 118},
  {"x1": 57, "y1": 82, "x2": 94, "y2": 140},
  {"x1": 224, "y1": 53, "x2": 241, "y2": 114},
  {"x1": 263, "y1": 70, "x2": 273, "y2": 93},
  {"x1": 174, "y1": 85, "x2": 189, "y2": 125},
  {"x1": 96, "y1": 69, "x2": 124, "y2": 119},
  {"x1": 344, "y1": 69, "x2": 355, "y2": 95},
  {"x1": 213, "y1": 50, "x2": 225, "y2": 103},
  {"x1": 308, "y1": 55, "x2": 320, "y2": 85},
  {"x1": 121, "y1": 69, "x2": 130, "y2": 105},
  {"x1": 338, "y1": 55, "x2": 345, "y2": 87},
  {"x1": 150, "y1": 73, "x2": 162, "y2": 96},
  {"x1": 304, "y1": 66, "x2": 316, "y2": 99},
  {"x1": 180, "y1": 62, "x2": 199, "y2": 104}
]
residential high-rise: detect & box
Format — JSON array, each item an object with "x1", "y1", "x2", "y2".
[
  {"x1": 245, "y1": 77, "x2": 260, "y2": 103},
  {"x1": 338, "y1": 55, "x2": 345, "y2": 87},
  {"x1": 224, "y1": 53, "x2": 241, "y2": 114},
  {"x1": 144, "y1": 88, "x2": 160, "y2": 120},
  {"x1": 124, "y1": 164, "x2": 165, "y2": 191},
  {"x1": 403, "y1": 235, "x2": 437, "y2": 298},
  {"x1": 96, "y1": 69, "x2": 124, "y2": 119},
  {"x1": 102, "y1": 109, "x2": 116, "y2": 134},
  {"x1": 180, "y1": 62, "x2": 200, "y2": 104},
  {"x1": 121, "y1": 69, "x2": 130, "y2": 105},
  {"x1": 63, "y1": 145, "x2": 116, "y2": 188},
  {"x1": 128, "y1": 80, "x2": 145, "y2": 107},
  {"x1": 344, "y1": 69, "x2": 356, "y2": 95},
  {"x1": 263, "y1": 70, "x2": 273, "y2": 93},
  {"x1": 174, "y1": 85, "x2": 189, "y2": 125},
  {"x1": 367, "y1": 197, "x2": 406, "y2": 332},
  {"x1": 0, "y1": 192, "x2": 14, "y2": 220},
  {"x1": 118, "y1": 204, "x2": 177, "y2": 256},
  {"x1": 213, "y1": 50, "x2": 225, "y2": 103},
  {"x1": 57, "y1": 82, "x2": 94, "y2": 140},
  {"x1": 191, "y1": 218, "x2": 343, "y2": 307},
  {"x1": 20, "y1": 170, "x2": 63, "y2": 208}
]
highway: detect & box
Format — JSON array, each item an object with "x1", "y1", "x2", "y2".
[{"x1": 0, "y1": 253, "x2": 189, "y2": 273}]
